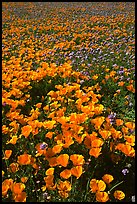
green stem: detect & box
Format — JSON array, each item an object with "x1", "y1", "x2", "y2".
[{"x1": 108, "y1": 180, "x2": 124, "y2": 193}]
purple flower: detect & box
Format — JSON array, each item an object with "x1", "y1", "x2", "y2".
[
  {"x1": 40, "y1": 143, "x2": 48, "y2": 150},
  {"x1": 2, "y1": 102, "x2": 6, "y2": 106},
  {"x1": 122, "y1": 168, "x2": 129, "y2": 175}
]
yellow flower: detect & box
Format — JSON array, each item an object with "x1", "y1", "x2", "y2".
[{"x1": 114, "y1": 190, "x2": 125, "y2": 200}]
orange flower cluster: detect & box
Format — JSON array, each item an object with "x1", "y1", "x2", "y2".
[{"x1": 2, "y1": 2, "x2": 134, "y2": 202}]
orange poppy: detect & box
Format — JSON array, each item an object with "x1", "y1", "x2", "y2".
[
  {"x1": 57, "y1": 180, "x2": 71, "y2": 192},
  {"x1": 102, "y1": 174, "x2": 114, "y2": 184},
  {"x1": 11, "y1": 182, "x2": 25, "y2": 194},
  {"x1": 21, "y1": 125, "x2": 32, "y2": 138},
  {"x1": 2, "y1": 179, "x2": 13, "y2": 190},
  {"x1": 52, "y1": 145, "x2": 63, "y2": 155},
  {"x1": 21, "y1": 177, "x2": 28, "y2": 183},
  {"x1": 2, "y1": 183, "x2": 9, "y2": 197},
  {"x1": 96, "y1": 191, "x2": 109, "y2": 202},
  {"x1": 48, "y1": 157, "x2": 58, "y2": 167},
  {"x1": 91, "y1": 138, "x2": 104, "y2": 148},
  {"x1": 115, "y1": 119, "x2": 124, "y2": 126},
  {"x1": 125, "y1": 122, "x2": 135, "y2": 130},
  {"x1": 8, "y1": 163, "x2": 19, "y2": 173},
  {"x1": 17, "y1": 153, "x2": 31, "y2": 165},
  {"x1": 124, "y1": 135, "x2": 135, "y2": 146},
  {"x1": 114, "y1": 190, "x2": 125, "y2": 200},
  {"x1": 56, "y1": 154, "x2": 69, "y2": 167},
  {"x1": 118, "y1": 81, "x2": 125, "y2": 86},
  {"x1": 58, "y1": 190, "x2": 70, "y2": 198},
  {"x1": 45, "y1": 132, "x2": 53, "y2": 139},
  {"x1": 13, "y1": 192, "x2": 27, "y2": 202},
  {"x1": 70, "y1": 154, "x2": 85, "y2": 166},
  {"x1": 89, "y1": 147, "x2": 102, "y2": 158},
  {"x1": 116, "y1": 143, "x2": 135, "y2": 157},
  {"x1": 60, "y1": 169, "x2": 72, "y2": 179},
  {"x1": 91, "y1": 117, "x2": 105, "y2": 130},
  {"x1": 90, "y1": 179, "x2": 106, "y2": 193},
  {"x1": 44, "y1": 175, "x2": 56, "y2": 190},
  {"x1": 46, "y1": 168, "x2": 54, "y2": 176},
  {"x1": 71, "y1": 165, "x2": 83, "y2": 179},
  {"x1": 99, "y1": 129, "x2": 111, "y2": 140},
  {"x1": 3, "y1": 150, "x2": 12, "y2": 160}
]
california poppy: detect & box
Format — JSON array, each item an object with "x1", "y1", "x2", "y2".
[
  {"x1": 13, "y1": 192, "x2": 27, "y2": 202},
  {"x1": 102, "y1": 174, "x2": 114, "y2": 184},
  {"x1": 60, "y1": 169, "x2": 72, "y2": 179},
  {"x1": 46, "y1": 168, "x2": 54, "y2": 176},
  {"x1": 70, "y1": 154, "x2": 85, "y2": 166},
  {"x1": 17, "y1": 153, "x2": 31, "y2": 165},
  {"x1": 96, "y1": 191, "x2": 109, "y2": 202},
  {"x1": 56, "y1": 154, "x2": 69, "y2": 167},
  {"x1": 21, "y1": 125, "x2": 32, "y2": 138},
  {"x1": 3, "y1": 150, "x2": 12, "y2": 160},
  {"x1": 90, "y1": 179, "x2": 106, "y2": 193},
  {"x1": 8, "y1": 163, "x2": 19, "y2": 173},
  {"x1": 114, "y1": 190, "x2": 125, "y2": 200},
  {"x1": 89, "y1": 147, "x2": 102, "y2": 158},
  {"x1": 11, "y1": 182, "x2": 25, "y2": 194},
  {"x1": 71, "y1": 165, "x2": 83, "y2": 179}
]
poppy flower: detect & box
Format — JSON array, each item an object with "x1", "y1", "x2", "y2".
[
  {"x1": 58, "y1": 190, "x2": 70, "y2": 198},
  {"x1": 89, "y1": 147, "x2": 102, "y2": 158},
  {"x1": 52, "y1": 144, "x2": 63, "y2": 155},
  {"x1": 8, "y1": 163, "x2": 19, "y2": 173},
  {"x1": 17, "y1": 153, "x2": 31, "y2": 165},
  {"x1": 48, "y1": 157, "x2": 58, "y2": 167},
  {"x1": 2, "y1": 179, "x2": 13, "y2": 190},
  {"x1": 102, "y1": 174, "x2": 114, "y2": 184},
  {"x1": 45, "y1": 132, "x2": 53, "y2": 139},
  {"x1": 3, "y1": 150, "x2": 12, "y2": 160},
  {"x1": 70, "y1": 154, "x2": 85, "y2": 166},
  {"x1": 124, "y1": 135, "x2": 135, "y2": 146},
  {"x1": 12, "y1": 192, "x2": 26, "y2": 202},
  {"x1": 125, "y1": 122, "x2": 135, "y2": 130},
  {"x1": 91, "y1": 138, "x2": 104, "y2": 148},
  {"x1": 115, "y1": 119, "x2": 124, "y2": 126},
  {"x1": 6, "y1": 136, "x2": 18, "y2": 145},
  {"x1": 43, "y1": 120, "x2": 56, "y2": 129},
  {"x1": 91, "y1": 117, "x2": 105, "y2": 130},
  {"x1": 21, "y1": 177, "x2": 28, "y2": 183},
  {"x1": 96, "y1": 191, "x2": 109, "y2": 202},
  {"x1": 99, "y1": 129, "x2": 111, "y2": 140},
  {"x1": 2, "y1": 184, "x2": 9, "y2": 197},
  {"x1": 21, "y1": 125, "x2": 32, "y2": 138},
  {"x1": 56, "y1": 154, "x2": 69, "y2": 167},
  {"x1": 46, "y1": 168, "x2": 54, "y2": 176},
  {"x1": 11, "y1": 182, "x2": 25, "y2": 194},
  {"x1": 57, "y1": 180, "x2": 71, "y2": 192},
  {"x1": 90, "y1": 179, "x2": 106, "y2": 193},
  {"x1": 60, "y1": 169, "x2": 72, "y2": 179},
  {"x1": 114, "y1": 190, "x2": 125, "y2": 200},
  {"x1": 71, "y1": 165, "x2": 83, "y2": 179}
]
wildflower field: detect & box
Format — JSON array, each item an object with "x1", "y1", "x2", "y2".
[{"x1": 2, "y1": 2, "x2": 135, "y2": 202}]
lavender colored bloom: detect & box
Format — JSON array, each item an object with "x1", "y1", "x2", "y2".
[
  {"x1": 118, "y1": 70, "x2": 124, "y2": 74},
  {"x1": 2, "y1": 102, "x2": 7, "y2": 106},
  {"x1": 40, "y1": 143, "x2": 48, "y2": 150},
  {"x1": 122, "y1": 168, "x2": 129, "y2": 175}
]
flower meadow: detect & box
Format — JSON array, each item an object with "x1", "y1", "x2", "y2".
[{"x1": 2, "y1": 2, "x2": 135, "y2": 202}]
